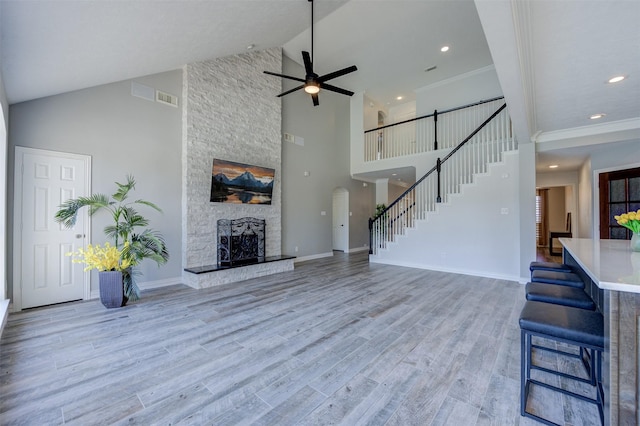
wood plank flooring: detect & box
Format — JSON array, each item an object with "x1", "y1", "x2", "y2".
[{"x1": 0, "y1": 252, "x2": 600, "y2": 425}]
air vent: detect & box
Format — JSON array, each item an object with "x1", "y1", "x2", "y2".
[
  {"x1": 156, "y1": 90, "x2": 179, "y2": 107},
  {"x1": 425, "y1": 65, "x2": 437, "y2": 72}
]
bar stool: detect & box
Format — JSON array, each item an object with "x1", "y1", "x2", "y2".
[
  {"x1": 529, "y1": 261, "x2": 573, "y2": 274},
  {"x1": 525, "y1": 282, "x2": 596, "y2": 311},
  {"x1": 530, "y1": 269, "x2": 585, "y2": 288},
  {"x1": 519, "y1": 301, "x2": 604, "y2": 425}
]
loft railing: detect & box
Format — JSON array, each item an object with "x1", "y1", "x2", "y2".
[
  {"x1": 369, "y1": 102, "x2": 514, "y2": 254},
  {"x1": 364, "y1": 96, "x2": 505, "y2": 161}
]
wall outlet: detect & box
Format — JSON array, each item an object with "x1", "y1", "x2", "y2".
[
  {"x1": 321, "y1": 211, "x2": 327, "y2": 216},
  {"x1": 501, "y1": 208, "x2": 509, "y2": 215},
  {"x1": 295, "y1": 246, "x2": 299, "y2": 252}
]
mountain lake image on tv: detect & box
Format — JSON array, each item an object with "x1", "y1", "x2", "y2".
[{"x1": 211, "y1": 159, "x2": 275, "y2": 204}]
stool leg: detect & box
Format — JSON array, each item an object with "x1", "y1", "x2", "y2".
[
  {"x1": 597, "y1": 350, "x2": 604, "y2": 425},
  {"x1": 521, "y1": 330, "x2": 526, "y2": 416}
]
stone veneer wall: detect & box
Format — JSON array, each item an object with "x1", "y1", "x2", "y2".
[{"x1": 182, "y1": 48, "x2": 282, "y2": 288}]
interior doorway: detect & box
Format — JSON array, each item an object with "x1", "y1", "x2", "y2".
[
  {"x1": 536, "y1": 185, "x2": 574, "y2": 258},
  {"x1": 13, "y1": 147, "x2": 91, "y2": 310},
  {"x1": 332, "y1": 188, "x2": 349, "y2": 252}
]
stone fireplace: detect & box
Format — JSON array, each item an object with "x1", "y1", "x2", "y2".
[{"x1": 182, "y1": 48, "x2": 288, "y2": 289}]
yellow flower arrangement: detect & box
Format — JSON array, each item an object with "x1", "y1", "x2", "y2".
[
  {"x1": 614, "y1": 210, "x2": 640, "y2": 234},
  {"x1": 68, "y1": 242, "x2": 137, "y2": 272}
]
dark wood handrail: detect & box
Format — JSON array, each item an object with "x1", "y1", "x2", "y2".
[{"x1": 364, "y1": 96, "x2": 504, "y2": 134}]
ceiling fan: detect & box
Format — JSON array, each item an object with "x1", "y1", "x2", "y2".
[{"x1": 264, "y1": 0, "x2": 357, "y2": 106}]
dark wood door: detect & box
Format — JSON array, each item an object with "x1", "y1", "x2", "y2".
[{"x1": 599, "y1": 166, "x2": 640, "y2": 239}]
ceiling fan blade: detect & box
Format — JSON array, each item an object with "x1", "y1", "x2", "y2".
[
  {"x1": 317, "y1": 65, "x2": 358, "y2": 83},
  {"x1": 312, "y1": 93, "x2": 319, "y2": 106},
  {"x1": 277, "y1": 84, "x2": 305, "y2": 97},
  {"x1": 264, "y1": 71, "x2": 306, "y2": 83},
  {"x1": 321, "y1": 83, "x2": 354, "y2": 97},
  {"x1": 302, "y1": 51, "x2": 314, "y2": 75}
]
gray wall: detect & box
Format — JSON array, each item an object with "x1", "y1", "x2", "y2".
[
  {"x1": 182, "y1": 48, "x2": 282, "y2": 269},
  {"x1": 281, "y1": 55, "x2": 374, "y2": 257},
  {"x1": 1, "y1": 67, "x2": 7, "y2": 303},
  {"x1": 8, "y1": 70, "x2": 183, "y2": 296}
]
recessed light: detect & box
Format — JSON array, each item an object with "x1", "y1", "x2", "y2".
[
  {"x1": 391, "y1": 173, "x2": 397, "y2": 176},
  {"x1": 549, "y1": 165, "x2": 559, "y2": 169},
  {"x1": 608, "y1": 75, "x2": 625, "y2": 84},
  {"x1": 440, "y1": 46, "x2": 450, "y2": 52},
  {"x1": 396, "y1": 96, "x2": 403, "y2": 101},
  {"x1": 590, "y1": 113, "x2": 606, "y2": 120},
  {"x1": 247, "y1": 44, "x2": 255, "y2": 50}
]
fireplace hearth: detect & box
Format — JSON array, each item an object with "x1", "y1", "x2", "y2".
[{"x1": 217, "y1": 217, "x2": 265, "y2": 266}]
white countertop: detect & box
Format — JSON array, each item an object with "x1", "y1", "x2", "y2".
[{"x1": 560, "y1": 238, "x2": 640, "y2": 294}]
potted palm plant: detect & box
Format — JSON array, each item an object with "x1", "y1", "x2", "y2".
[{"x1": 55, "y1": 175, "x2": 169, "y2": 307}]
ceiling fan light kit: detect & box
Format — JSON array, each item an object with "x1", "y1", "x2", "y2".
[{"x1": 264, "y1": 0, "x2": 357, "y2": 106}]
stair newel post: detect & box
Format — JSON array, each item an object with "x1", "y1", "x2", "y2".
[
  {"x1": 436, "y1": 157, "x2": 442, "y2": 203},
  {"x1": 433, "y1": 109, "x2": 438, "y2": 150},
  {"x1": 368, "y1": 217, "x2": 373, "y2": 254}
]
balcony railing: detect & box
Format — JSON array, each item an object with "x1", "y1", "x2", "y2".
[{"x1": 364, "y1": 96, "x2": 506, "y2": 161}]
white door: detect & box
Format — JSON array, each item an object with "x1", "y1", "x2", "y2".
[
  {"x1": 332, "y1": 189, "x2": 349, "y2": 251},
  {"x1": 14, "y1": 147, "x2": 90, "y2": 309}
]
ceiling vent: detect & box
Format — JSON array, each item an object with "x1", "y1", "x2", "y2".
[{"x1": 156, "y1": 90, "x2": 179, "y2": 108}]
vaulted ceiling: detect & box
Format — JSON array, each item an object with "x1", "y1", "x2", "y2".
[{"x1": 1, "y1": 0, "x2": 638, "y2": 172}]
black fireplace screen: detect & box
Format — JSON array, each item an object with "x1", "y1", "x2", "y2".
[{"x1": 217, "y1": 217, "x2": 265, "y2": 266}]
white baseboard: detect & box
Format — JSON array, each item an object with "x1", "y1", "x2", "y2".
[
  {"x1": 90, "y1": 276, "x2": 183, "y2": 299},
  {"x1": 346, "y1": 246, "x2": 370, "y2": 254},
  {"x1": 294, "y1": 252, "x2": 334, "y2": 263},
  {"x1": 139, "y1": 276, "x2": 183, "y2": 291},
  {"x1": 370, "y1": 257, "x2": 522, "y2": 283},
  {"x1": 0, "y1": 299, "x2": 9, "y2": 338}
]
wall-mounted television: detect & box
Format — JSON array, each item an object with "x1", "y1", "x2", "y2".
[{"x1": 210, "y1": 159, "x2": 275, "y2": 205}]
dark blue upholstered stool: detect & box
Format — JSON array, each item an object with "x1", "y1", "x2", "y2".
[
  {"x1": 530, "y1": 269, "x2": 584, "y2": 289},
  {"x1": 525, "y1": 282, "x2": 596, "y2": 310},
  {"x1": 519, "y1": 301, "x2": 604, "y2": 425},
  {"x1": 529, "y1": 261, "x2": 572, "y2": 273}
]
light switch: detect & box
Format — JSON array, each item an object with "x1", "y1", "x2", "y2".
[{"x1": 321, "y1": 211, "x2": 326, "y2": 216}]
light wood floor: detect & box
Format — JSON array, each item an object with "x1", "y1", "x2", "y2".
[{"x1": 1, "y1": 252, "x2": 600, "y2": 425}]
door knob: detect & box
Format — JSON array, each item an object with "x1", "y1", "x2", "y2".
[{"x1": 75, "y1": 234, "x2": 85, "y2": 239}]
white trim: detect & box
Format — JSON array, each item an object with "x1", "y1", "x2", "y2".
[
  {"x1": 592, "y1": 161, "x2": 640, "y2": 240},
  {"x1": 346, "y1": 246, "x2": 369, "y2": 254},
  {"x1": 293, "y1": 252, "x2": 334, "y2": 263},
  {"x1": 0, "y1": 299, "x2": 9, "y2": 338},
  {"x1": 369, "y1": 256, "x2": 522, "y2": 284},
  {"x1": 90, "y1": 276, "x2": 184, "y2": 299},
  {"x1": 139, "y1": 276, "x2": 183, "y2": 290},
  {"x1": 535, "y1": 117, "x2": 640, "y2": 147},
  {"x1": 12, "y1": 147, "x2": 92, "y2": 311}
]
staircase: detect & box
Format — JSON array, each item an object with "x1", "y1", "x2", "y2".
[{"x1": 368, "y1": 99, "x2": 521, "y2": 280}]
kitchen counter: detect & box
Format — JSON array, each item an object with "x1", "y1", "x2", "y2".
[
  {"x1": 560, "y1": 237, "x2": 640, "y2": 425},
  {"x1": 560, "y1": 237, "x2": 640, "y2": 293}
]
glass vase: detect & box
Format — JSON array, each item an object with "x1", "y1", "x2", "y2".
[{"x1": 631, "y1": 232, "x2": 640, "y2": 252}]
